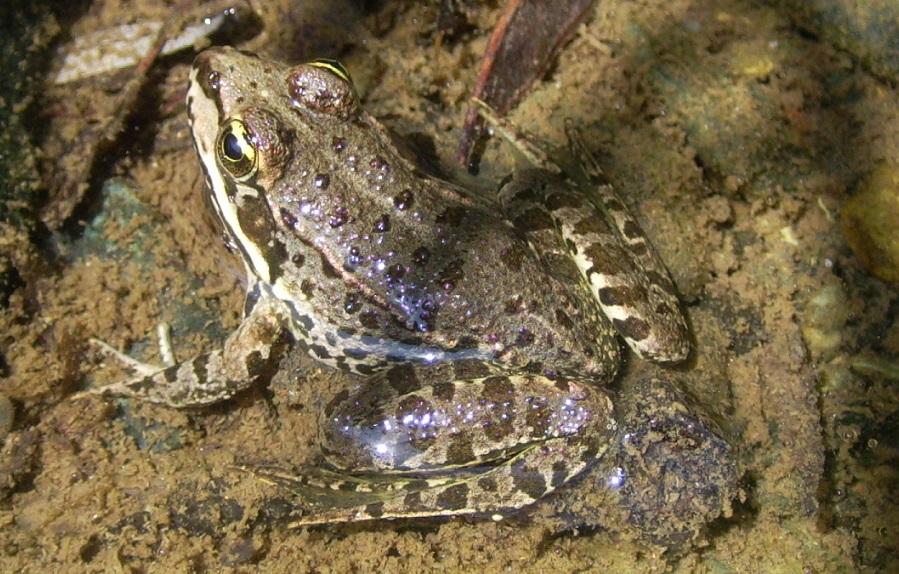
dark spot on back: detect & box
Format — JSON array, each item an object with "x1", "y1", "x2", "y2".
[
  {"x1": 613, "y1": 316, "x2": 651, "y2": 341},
  {"x1": 583, "y1": 243, "x2": 628, "y2": 278},
  {"x1": 432, "y1": 382, "x2": 455, "y2": 402},
  {"x1": 403, "y1": 490, "x2": 423, "y2": 510},
  {"x1": 551, "y1": 460, "x2": 569, "y2": 487},
  {"x1": 409, "y1": 433, "x2": 437, "y2": 455},
  {"x1": 396, "y1": 394, "x2": 426, "y2": 419},
  {"x1": 343, "y1": 347, "x2": 369, "y2": 360},
  {"x1": 511, "y1": 462, "x2": 548, "y2": 500},
  {"x1": 599, "y1": 285, "x2": 645, "y2": 307},
  {"x1": 445, "y1": 435, "x2": 475, "y2": 466},
  {"x1": 572, "y1": 215, "x2": 609, "y2": 236},
  {"x1": 604, "y1": 198, "x2": 625, "y2": 212},
  {"x1": 526, "y1": 401, "x2": 551, "y2": 438},
  {"x1": 477, "y1": 476, "x2": 499, "y2": 493},
  {"x1": 629, "y1": 241, "x2": 649, "y2": 256},
  {"x1": 499, "y1": 244, "x2": 527, "y2": 271},
  {"x1": 453, "y1": 336, "x2": 478, "y2": 351},
  {"x1": 514, "y1": 207, "x2": 554, "y2": 232},
  {"x1": 483, "y1": 415, "x2": 514, "y2": 442},
  {"x1": 481, "y1": 376, "x2": 515, "y2": 402},
  {"x1": 325, "y1": 389, "x2": 350, "y2": 417},
  {"x1": 646, "y1": 269, "x2": 673, "y2": 291},
  {"x1": 309, "y1": 344, "x2": 332, "y2": 360},
  {"x1": 364, "y1": 502, "x2": 384, "y2": 518},
  {"x1": 622, "y1": 219, "x2": 643, "y2": 239},
  {"x1": 579, "y1": 437, "x2": 600, "y2": 461},
  {"x1": 435, "y1": 483, "x2": 470, "y2": 511},
  {"x1": 545, "y1": 191, "x2": 583, "y2": 211},
  {"x1": 386, "y1": 364, "x2": 422, "y2": 394}
]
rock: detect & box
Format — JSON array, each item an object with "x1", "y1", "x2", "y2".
[
  {"x1": 842, "y1": 164, "x2": 899, "y2": 283},
  {"x1": 552, "y1": 372, "x2": 740, "y2": 549}
]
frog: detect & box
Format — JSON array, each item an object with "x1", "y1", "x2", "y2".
[{"x1": 84, "y1": 46, "x2": 691, "y2": 525}]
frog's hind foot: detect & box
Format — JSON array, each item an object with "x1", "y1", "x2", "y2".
[
  {"x1": 471, "y1": 97, "x2": 561, "y2": 174},
  {"x1": 242, "y1": 463, "x2": 449, "y2": 516}
]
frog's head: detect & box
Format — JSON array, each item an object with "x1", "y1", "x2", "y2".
[{"x1": 186, "y1": 46, "x2": 363, "y2": 286}]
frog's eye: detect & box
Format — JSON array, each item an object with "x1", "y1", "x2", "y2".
[
  {"x1": 307, "y1": 59, "x2": 352, "y2": 83},
  {"x1": 217, "y1": 119, "x2": 257, "y2": 180},
  {"x1": 288, "y1": 60, "x2": 358, "y2": 120}
]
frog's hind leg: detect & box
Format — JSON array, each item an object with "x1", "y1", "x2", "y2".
[
  {"x1": 256, "y1": 368, "x2": 616, "y2": 524},
  {"x1": 557, "y1": 123, "x2": 690, "y2": 363},
  {"x1": 319, "y1": 369, "x2": 615, "y2": 475},
  {"x1": 477, "y1": 99, "x2": 690, "y2": 363},
  {"x1": 249, "y1": 431, "x2": 610, "y2": 526}
]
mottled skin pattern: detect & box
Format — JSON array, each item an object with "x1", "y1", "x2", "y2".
[{"x1": 85, "y1": 47, "x2": 690, "y2": 524}]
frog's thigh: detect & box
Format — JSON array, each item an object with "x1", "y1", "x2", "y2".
[
  {"x1": 87, "y1": 297, "x2": 288, "y2": 407},
  {"x1": 321, "y1": 373, "x2": 616, "y2": 474}
]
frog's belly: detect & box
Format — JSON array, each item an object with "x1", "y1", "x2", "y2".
[{"x1": 260, "y1": 282, "x2": 493, "y2": 374}]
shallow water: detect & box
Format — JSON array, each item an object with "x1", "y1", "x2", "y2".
[{"x1": 1, "y1": 0, "x2": 897, "y2": 571}]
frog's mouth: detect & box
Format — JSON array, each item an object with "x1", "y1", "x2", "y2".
[{"x1": 186, "y1": 52, "x2": 273, "y2": 287}]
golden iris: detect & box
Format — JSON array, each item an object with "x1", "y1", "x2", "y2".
[{"x1": 217, "y1": 119, "x2": 256, "y2": 180}]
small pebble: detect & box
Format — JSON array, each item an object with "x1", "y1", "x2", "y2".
[{"x1": 841, "y1": 164, "x2": 899, "y2": 283}]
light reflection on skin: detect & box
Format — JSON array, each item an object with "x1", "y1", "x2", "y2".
[
  {"x1": 606, "y1": 467, "x2": 626, "y2": 490},
  {"x1": 332, "y1": 381, "x2": 600, "y2": 472}
]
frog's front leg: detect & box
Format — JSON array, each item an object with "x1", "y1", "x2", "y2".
[{"x1": 80, "y1": 295, "x2": 289, "y2": 408}]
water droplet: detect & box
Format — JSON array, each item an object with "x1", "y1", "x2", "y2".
[
  {"x1": 280, "y1": 208, "x2": 297, "y2": 228},
  {"x1": 208, "y1": 71, "x2": 220, "y2": 91},
  {"x1": 344, "y1": 246, "x2": 363, "y2": 270},
  {"x1": 437, "y1": 260, "x2": 464, "y2": 291},
  {"x1": 374, "y1": 214, "x2": 391, "y2": 233},
  {"x1": 330, "y1": 207, "x2": 350, "y2": 228},
  {"x1": 386, "y1": 264, "x2": 406, "y2": 282},
  {"x1": 344, "y1": 292, "x2": 361, "y2": 313},
  {"x1": 412, "y1": 247, "x2": 430, "y2": 266},
  {"x1": 314, "y1": 174, "x2": 330, "y2": 189},
  {"x1": 393, "y1": 190, "x2": 414, "y2": 211}
]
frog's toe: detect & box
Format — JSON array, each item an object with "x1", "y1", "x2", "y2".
[{"x1": 89, "y1": 338, "x2": 164, "y2": 377}]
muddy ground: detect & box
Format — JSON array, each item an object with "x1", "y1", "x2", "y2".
[{"x1": 1, "y1": 0, "x2": 897, "y2": 571}]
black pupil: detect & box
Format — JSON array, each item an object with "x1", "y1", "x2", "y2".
[{"x1": 223, "y1": 132, "x2": 243, "y2": 161}]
